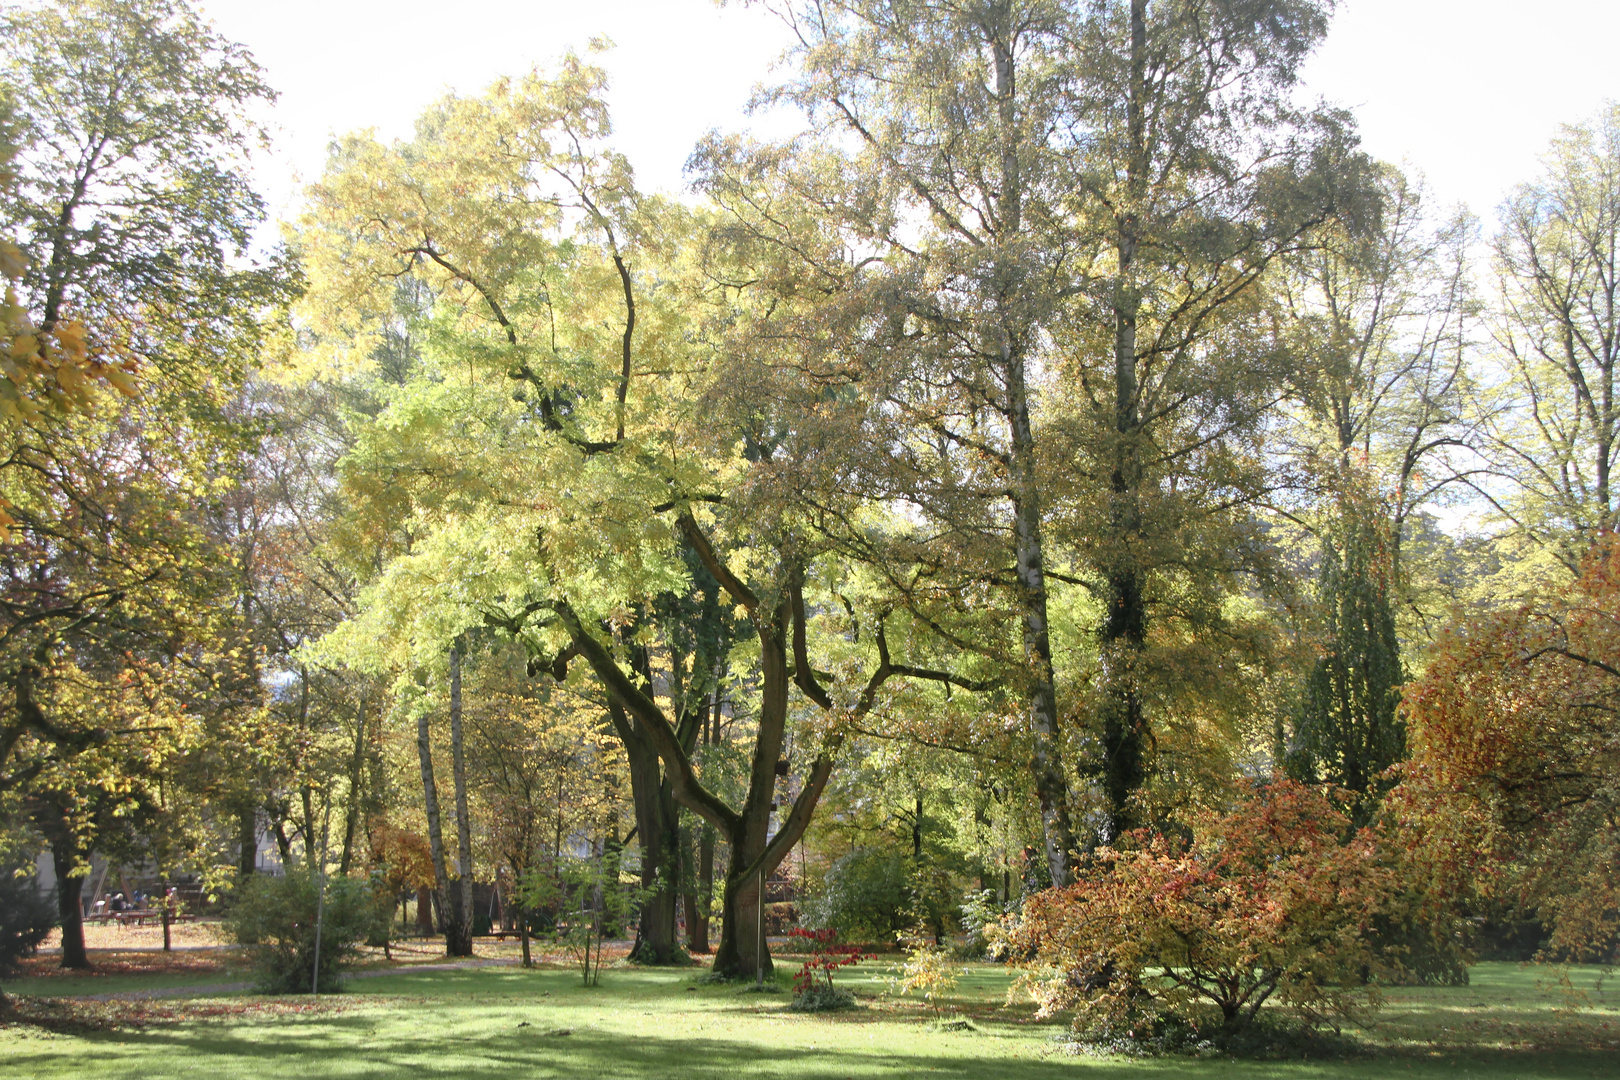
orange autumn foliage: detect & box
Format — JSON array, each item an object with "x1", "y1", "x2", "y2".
[
  {"x1": 1399, "y1": 535, "x2": 1620, "y2": 964},
  {"x1": 1002, "y1": 778, "x2": 1389, "y2": 1039},
  {"x1": 366, "y1": 819, "x2": 438, "y2": 895}
]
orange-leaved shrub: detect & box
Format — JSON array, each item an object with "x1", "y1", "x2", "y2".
[
  {"x1": 1001, "y1": 778, "x2": 1389, "y2": 1041},
  {"x1": 1395, "y1": 535, "x2": 1620, "y2": 965}
]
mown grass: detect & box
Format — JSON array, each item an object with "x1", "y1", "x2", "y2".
[{"x1": 2, "y1": 958, "x2": 1616, "y2": 1079}]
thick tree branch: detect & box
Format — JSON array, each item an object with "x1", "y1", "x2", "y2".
[{"x1": 553, "y1": 599, "x2": 740, "y2": 833}]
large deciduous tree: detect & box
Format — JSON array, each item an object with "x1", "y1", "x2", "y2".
[
  {"x1": 704, "y1": 0, "x2": 1370, "y2": 878},
  {"x1": 0, "y1": 0, "x2": 293, "y2": 965},
  {"x1": 1398, "y1": 534, "x2": 1620, "y2": 964},
  {"x1": 300, "y1": 62, "x2": 953, "y2": 976},
  {"x1": 1481, "y1": 104, "x2": 1620, "y2": 573}
]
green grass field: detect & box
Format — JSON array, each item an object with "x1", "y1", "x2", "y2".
[{"x1": 3, "y1": 958, "x2": 1617, "y2": 1079}]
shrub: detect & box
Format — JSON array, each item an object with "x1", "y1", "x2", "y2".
[
  {"x1": 1396, "y1": 536, "x2": 1620, "y2": 967},
  {"x1": 786, "y1": 927, "x2": 867, "y2": 1011},
  {"x1": 517, "y1": 853, "x2": 648, "y2": 986},
  {"x1": 957, "y1": 888, "x2": 1010, "y2": 959},
  {"x1": 788, "y1": 984, "x2": 857, "y2": 1011},
  {"x1": 798, "y1": 846, "x2": 910, "y2": 942},
  {"x1": 892, "y1": 933, "x2": 960, "y2": 1015},
  {"x1": 1001, "y1": 779, "x2": 1389, "y2": 1044},
  {"x1": 226, "y1": 871, "x2": 384, "y2": 993},
  {"x1": 0, "y1": 861, "x2": 54, "y2": 979}
]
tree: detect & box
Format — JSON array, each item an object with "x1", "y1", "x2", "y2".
[
  {"x1": 298, "y1": 59, "x2": 695, "y2": 961},
  {"x1": 702, "y1": 0, "x2": 1370, "y2": 875},
  {"x1": 1264, "y1": 166, "x2": 1484, "y2": 817},
  {"x1": 298, "y1": 55, "x2": 993, "y2": 976},
  {"x1": 0, "y1": 0, "x2": 292, "y2": 967},
  {"x1": 1281, "y1": 477, "x2": 1407, "y2": 819},
  {"x1": 0, "y1": 850, "x2": 54, "y2": 1013},
  {"x1": 0, "y1": 101, "x2": 123, "y2": 452},
  {"x1": 1399, "y1": 534, "x2": 1620, "y2": 965},
  {"x1": 1, "y1": 402, "x2": 246, "y2": 968},
  {"x1": 464, "y1": 670, "x2": 621, "y2": 967},
  {"x1": 1273, "y1": 168, "x2": 1478, "y2": 568},
  {"x1": 1481, "y1": 103, "x2": 1620, "y2": 574},
  {"x1": 0, "y1": 0, "x2": 286, "y2": 786},
  {"x1": 1, "y1": 0, "x2": 283, "y2": 396}
]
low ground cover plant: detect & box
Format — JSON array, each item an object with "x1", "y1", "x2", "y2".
[{"x1": 1003, "y1": 779, "x2": 1389, "y2": 1047}]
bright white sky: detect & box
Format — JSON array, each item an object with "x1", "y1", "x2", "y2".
[{"x1": 197, "y1": 0, "x2": 1619, "y2": 228}]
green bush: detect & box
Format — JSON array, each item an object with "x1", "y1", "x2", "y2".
[
  {"x1": 799, "y1": 846, "x2": 911, "y2": 942},
  {"x1": 0, "y1": 861, "x2": 54, "y2": 978},
  {"x1": 226, "y1": 871, "x2": 384, "y2": 993}
]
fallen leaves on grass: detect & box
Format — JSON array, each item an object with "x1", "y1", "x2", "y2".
[
  {"x1": 1, "y1": 993, "x2": 350, "y2": 1034},
  {"x1": 15, "y1": 948, "x2": 242, "y2": 980}
]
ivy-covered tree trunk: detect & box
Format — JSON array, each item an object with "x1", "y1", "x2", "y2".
[{"x1": 1094, "y1": 0, "x2": 1152, "y2": 846}]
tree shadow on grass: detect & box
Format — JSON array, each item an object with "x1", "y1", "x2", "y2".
[{"x1": 12, "y1": 1011, "x2": 1618, "y2": 1080}]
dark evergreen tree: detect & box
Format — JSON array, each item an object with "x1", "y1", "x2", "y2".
[{"x1": 1284, "y1": 501, "x2": 1407, "y2": 821}]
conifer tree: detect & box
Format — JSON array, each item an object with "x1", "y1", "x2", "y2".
[{"x1": 1284, "y1": 487, "x2": 1406, "y2": 820}]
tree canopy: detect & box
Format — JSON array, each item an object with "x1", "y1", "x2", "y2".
[{"x1": 3, "y1": 0, "x2": 1619, "y2": 1016}]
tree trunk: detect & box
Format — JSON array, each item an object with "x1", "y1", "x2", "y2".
[
  {"x1": 988, "y1": 18, "x2": 1076, "y2": 887},
  {"x1": 51, "y1": 842, "x2": 90, "y2": 970},
  {"x1": 553, "y1": 534, "x2": 879, "y2": 981},
  {"x1": 692, "y1": 822, "x2": 714, "y2": 953},
  {"x1": 301, "y1": 783, "x2": 316, "y2": 866},
  {"x1": 338, "y1": 703, "x2": 368, "y2": 876},
  {"x1": 272, "y1": 813, "x2": 293, "y2": 869},
  {"x1": 236, "y1": 804, "x2": 257, "y2": 879},
  {"x1": 1097, "y1": 0, "x2": 1152, "y2": 845},
  {"x1": 711, "y1": 854, "x2": 769, "y2": 980},
  {"x1": 447, "y1": 644, "x2": 474, "y2": 956},
  {"x1": 612, "y1": 701, "x2": 682, "y2": 964},
  {"x1": 415, "y1": 887, "x2": 435, "y2": 936},
  {"x1": 416, "y1": 695, "x2": 458, "y2": 953},
  {"x1": 679, "y1": 815, "x2": 707, "y2": 954}
]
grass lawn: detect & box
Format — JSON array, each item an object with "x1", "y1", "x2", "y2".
[{"x1": 3, "y1": 955, "x2": 1617, "y2": 1079}]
